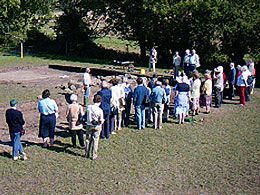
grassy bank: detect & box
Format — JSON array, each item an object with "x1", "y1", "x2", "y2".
[{"x1": 0, "y1": 91, "x2": 259, "y2": 194}]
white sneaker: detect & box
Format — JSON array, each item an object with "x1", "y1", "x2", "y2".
[
  {"x1": 13, "y1": 156, "x2": 19, "y2": 161},
  {"x1": 21, "y1": 152, "x2": 27, "y2": 160},
  {"x1": 111, "y1": 132, "x2": 116, "y2": 135}
]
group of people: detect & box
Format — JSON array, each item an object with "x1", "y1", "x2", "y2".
[
  {"x1": 5, "y1": 59, "x2": 256, "y2": 161},
  {"x1": 149, "y1": 47, "x2": 200, "y2": 78}
]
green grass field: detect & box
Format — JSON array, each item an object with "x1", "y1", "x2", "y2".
[
  {"x1": 94, "y1": 36, "x2": 140, "y2": 54},
  {"x1": 0, "y1": 55, "x2": 259, "y2": 194}
]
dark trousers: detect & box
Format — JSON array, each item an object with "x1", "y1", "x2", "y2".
[
  {"x1": 39, "y1": 114, "x2": 56, "y2": 139},
  {"x1": 100, "y1": 113, "x2": 110, "y2": 139},
  {"x1": 214, "y1": 87, "x2": 221, "y2": 107},
  {"x1": 174, "y1": 65, "x2": 180, "y2": 79},
  {"x1": 245, "y1": 86, "x2": 251, "y2": 102},
  {"x1": 109, "y1": 115, "x2": 115, "y2": 133},
  {"x1": 228, "y1": 82, "x2": 235, "y2": 99},
  {"x1": 70, "y1": 130, "x2": 85, "y2": 147},
  {"x1": 184, "y1": 63, "x2": 189, "y2": 76},
  {"x1": 122, "y1": 99, "x2": 131, "y2": 127},
  {"x1": 189, "y1": 64, "x2": 196, "y2": 76}
]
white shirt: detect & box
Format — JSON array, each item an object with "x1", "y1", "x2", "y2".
[
  {"x1": 86, "y1": 103, "x2": 104, "y2": 130},
  {"x1": 191, "y1": 78, "x2": 201, "y2": 98},
  {"x1": 111, "y1": 85, "x2": 125, "y2": 108},
  {"x1": 83, "y1": 72, "x2": 91, "y2": 86},
  {"x1": 149, "y1": 48, "x2": 157, "y2": 63},
  {"x1": 173, "y1": 55, "x2": 181, "y2": 66},
  {"x1": 190, "y1": 53, "x2": 200, "y2": 66}
]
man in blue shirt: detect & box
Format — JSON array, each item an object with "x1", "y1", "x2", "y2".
[
  {"x1": 133, "y1": 77, "x2": 149, "y2": 130},
  {"x1": 150, "y1": 81, "x2": 167, "y2": 129}
]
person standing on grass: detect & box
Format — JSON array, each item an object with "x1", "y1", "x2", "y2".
[
  {"x1": 174, "y1": 76, "x2": 191, "y2": 124},
  {"x1": 190, "y1": 70, "x2": 201, "y2": 116},
  {"x1": 202, "y1": 70, "x2": 212, "y2": 114},
  {"x1": 133, "y1": 77, "x2": 149, "y2": 130},
  {"x1": 213, "y1": 66, "x2": 224, "y2": 108},
  {"x1": 66, "y1": 94, "x2": 85, "y2": 148},
  {"x1": 121, "y1": 77, "x2": 132, "y2": 128},
  {"x1": 183, "y1": 49, "x2": 191, "y2": 76},
  {"x1": 110, "y1": 78, "x2": 125, "y2": 132},
  {"x1": 150, "y1": 81, "x2": 167, "y2": 129},
  {"x1": 5, "y1": 99, "x2": 27, "y2": 161},
  {"x1": 163, "y1": 79, "x2": 171, "y2": 123},
  {"x1": 237, "y1": 66, "x2": 249, "y2": 106},
  {"x1": 227, "y1": 63, "x2": 237, "y2": 100},
  {"x1": 173, "y1": 51, "x2": 181, "y2": 79},
  {"x1": 189, "y1": 49, "x2": 200, "y2": 75},
  {"x1": 96, "y1": 80, "x2": 112, "y2": 139},
  {"x1": 149, "y1": 47, "x2": 157, "y2": 72},
  {"x1": 38, "y1": 89, "x2": 58, "y2": 148},
  {"x1": 243, "y1": 65, "x2": 252, "y2": 102},
  {"x1": 85, "y1": 95, "x2": 104, "y2": 160},
  {"x1": 83, "y1": 67, "x2": 92, "y2": 106}
]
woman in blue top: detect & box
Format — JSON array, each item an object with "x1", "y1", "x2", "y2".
[{"x1": 38, "y1": 89, "x2": 58, "y2": 147}]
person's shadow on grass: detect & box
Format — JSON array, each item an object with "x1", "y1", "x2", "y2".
[{"x1": 0, "y1": 139, "x2": 83, "y2": 159}]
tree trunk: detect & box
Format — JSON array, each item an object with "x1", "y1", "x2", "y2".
[{"x1": 20, "y1": 42, "x2": 24, "y2": 59}]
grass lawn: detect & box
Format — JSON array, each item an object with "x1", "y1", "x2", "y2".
[
  {"x1": 0, "y1": 93, "x2": 259, "y2": 194},
  {"x1": 94, "y1": 36, "x2": 140, "y2": 54},
  {"x1": 0, "y1": 55, "x2": 259, "y2": 194}
]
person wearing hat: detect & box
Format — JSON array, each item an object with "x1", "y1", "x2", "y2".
[
  {"x1": 190, "y1": 70, "x2": 201, "y2": 115},
  {"x1": 38, "y1": 89, "x2": 59, "y2": 147},
  {"x1": 174, "y1": 75, "x2": 191, "y2": 124},
  {"x1": 213, "y1": 66, "x2": 224, "y2": 108},
  {"x1": 96, "y1": 80, "x2": 112, "y2": 139},
  {"x1": 66, "y1": 94, "x2": 85, "y2": 147},
  {"x1": 202, "y1": 70, "x2": 213, "y2": 113},
  {"x1": 5, "y1": 99, "x2": 27, "y2": 160}
]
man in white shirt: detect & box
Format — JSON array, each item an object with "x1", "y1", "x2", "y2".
[
  {"x1": 149, "y1": 47, "x2": 157, "y2": 72},
  {"x1": 83, "y1": 67, "x2": 92, "y2": 106},
  {"x1": 189, "y1": 49, "x2": 200, "y2": 75},
  {"x1": 85, "y1": 95, "x2": 104, "y2": 160},
  {"x1": 173, "y1": 51, "x2": 181, "y2": 79}
]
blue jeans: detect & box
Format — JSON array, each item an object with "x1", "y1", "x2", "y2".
[
  {"x1": 11, "y1": 132, "x2": 24, "y2": 158},
  {"x1": 84, "y1": 87, "x2": 91, "y2": 105},
  {"x1": 135, "y1": 105, "x2": 145, "y2": 129}
]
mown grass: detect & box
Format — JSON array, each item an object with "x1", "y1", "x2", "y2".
[
  {"x1": 0, "y1": 55, "x2": 109, "y2": 69},
  {"x1": 94, "y1": 36, "x2": 140, "y2": 54},
  {"x1": 0, "y1": 54, "x2": 259, "y2": 194},
  {"x1": 0, "y1": 90, "x2": 259, "y2": 194}
]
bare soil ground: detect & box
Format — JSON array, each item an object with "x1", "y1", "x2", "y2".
[{"x1": 0, "y1": 66, "x2": 101, "y2": 151}]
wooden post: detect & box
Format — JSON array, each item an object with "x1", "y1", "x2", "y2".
[{"x1": 20, "y1": 42, "x2": 24, "y2": 59}]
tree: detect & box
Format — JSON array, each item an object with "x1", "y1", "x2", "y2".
[{"x1": 0, "y1": 0, "x2": 55, "y2": 58}]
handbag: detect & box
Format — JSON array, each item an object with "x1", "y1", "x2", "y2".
[{"x1": 110, "y1": 106, "x2": 118, "y2": 115}]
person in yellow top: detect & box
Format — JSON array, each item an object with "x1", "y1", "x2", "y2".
[{"x1": 202, "y1": 70, "x2": 212, "y2": 114}]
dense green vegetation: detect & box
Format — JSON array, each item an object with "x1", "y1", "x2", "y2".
[{"x1": 0, "y1": 0, "x2": 259, "y2": 65}]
